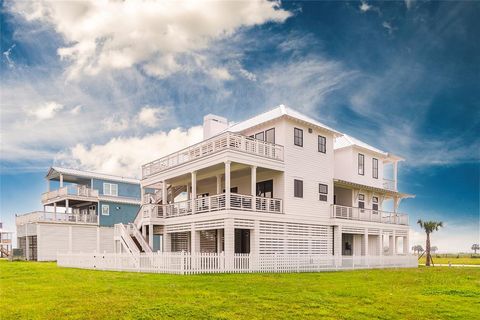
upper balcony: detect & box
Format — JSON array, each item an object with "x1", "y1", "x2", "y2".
[
  {"x1": 16, "y1": 211, "x2": 98, "y2": 225},
  {"x1": 142, "y1": 132, "x2": 284, "y2": 179},
  {"x1": 42, "y1": 185, "x2": 99, "y2": 204},
  {"x1": 331, "y1": 205, "x2": 408, "y2": 225}
]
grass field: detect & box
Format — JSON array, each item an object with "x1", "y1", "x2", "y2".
[
  {"x1": 1, "y1": 260, "x2": 479, "y2": 320},
  {"x1": 418, "y1": 256, "x2": 480, "y2": 265}
]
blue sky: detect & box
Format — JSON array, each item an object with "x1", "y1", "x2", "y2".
[{"x1": 1, "y1": 1, "x2": 479, "y2": 252}]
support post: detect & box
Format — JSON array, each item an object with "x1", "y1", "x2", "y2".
[
  {"x1": 191, "y1": 171, "x2": 197, "y2": 213},
  {"x1": 162, "y1": 181, "x2": 168, "y2": 204},
  {"x1": 224, "y1": 219, "x2": 235, "y2": 270},
  {"x1": 225, "y1": 161, "x2": 231, "y2": 209},
  {"x1": 403, "y1": 235, "x2": 409, "y2": 254},
  {"x1": 186, "y1": 183, "x2": 191, "y2": 200},
  {"x1": 334, "y1": 225, "x2": 342, "y2": 257},
  {"x1": 149, "y1": 224, "x2": 154, "y2": 248},
  {"x1": 216, "y1": 174, "x2": 222, "y2": 195},
  {"x1": 59, "y1": 174, "x2": 64, "y2": 188},
  {"x1": 65, "y1": 199, "x2": 69, "y2": 214},
  {"x1": 363, "y1": 229, "x2": 369, "y2": 256},
  {"x1": 251, "y1": 165, "x2": 257, "y2": 210},
  {"x1": 378, "y1": 230, "x2": 383, "y2": 256}
]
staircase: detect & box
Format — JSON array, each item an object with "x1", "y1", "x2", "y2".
[
  {"x1": 114, "y1": 223, "x2": 152, "y2": 255},
  {"x1": 0, "y1": 247, "x2": 10, "y2": 257}
]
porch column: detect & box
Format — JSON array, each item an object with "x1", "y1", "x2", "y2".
[
  {"x1": 65, "y1": 199, "x2": 69, "y2": 214},
  {"x1": 224, "y1": 161, "x2": 231, "y2": 209},
  {"x1": 59, "y1": 174, "x2": 64, "y2": 188},
  {"x1": 191, "y1": 171, "x2": 197, "y2": 214},
  {"x1": 149, "y1": 224, "x2": 154, "y2": 248},
  {"x1": 224, "y1": 219, "x2": 234, "y2": 255},
  {"x1": 403, "y1": 235, "x2": 409, "y2": 254},
  {"x1": 190, "y1": 226, "x2": 199, "y2": 253},
  {"x1": 251, "y1": 165, "x2": 257, "y2": 210},
  {"x1": 250, "y1": 220, "x2": 260, "y2": 255},
  {"x1": 216, "y1": 229, "x2": 223, "y2": 253},
  {"x1": 162, "y1": 181, "x2": 168, "y2": 204},
  {"x1": 164, "y1": 233, "x2": 171, "y2": 252},
  {"x1": 363, "y1": 230, "x2": 369, "y2": 256},
  {"x1": 186, "y1": 183, "x2": 191, "y2": 200},
  {"x1": 389, "y1": 230, "x2": 396, "y2": 255},
  {"x1": 378, "y1": 230, "x2": 383, "y2": 256},
  {"x1": 216, "y1": 174, "x2": 222, "y2": 195},
  {"x1": 334, "y1": 225, "x2": 342, "y2": 257},
  {"x1": 393, "y1": 161, "x2": 398, "y2": 191}
]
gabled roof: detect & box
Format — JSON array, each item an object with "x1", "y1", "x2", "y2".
[
  {"x1": 228, "y1": 105, "x2": 342, "y2": 136},
  {"x1": 47, "y1": 167, "x2": 140, "y2": 184},
  {"x1": 334, "y1": 134, "x2": 405, "y2": 161}
]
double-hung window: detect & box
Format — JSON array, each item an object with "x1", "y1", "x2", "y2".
[
  {"x1": 358, "y1": 154, "x2": 365, "y2": 175},
  {"x1": 103, "y1": 183, "x2": 118, "y2": 196},
  {"x1": 101, "y1": 204, "x2": 110, "y2": 216},
  {"x1": 372, "y1": 196, "x2": 379, "y2": 211},
  {"x1": 294, "y1": 179, "x2": 303, "y2": 198},
  {"x1": 372, "y1": 158, "x2": 378, "y2": 179},
  {"x1": 294, "y1": 128, "x2": 303, "y2": 147},
  {"x1": 358, "y1": 194, "x2": 365, "y2": 211},
  {"x1": 319, "y1": 183, "x2": 328, "y2": 201},
  {"x1": 318, "y1": 135, "x2": 326, "y2": 153}
]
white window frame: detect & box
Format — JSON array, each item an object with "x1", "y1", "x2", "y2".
[
  {"x1": 101, "y1": 204, "x2": 110, "y2": 216},
  {"x1": 319, "y1": 183, "x2": 328, "y2": 201},
  {"x1": 103, "y1": 183, "x2": 118, "y2": 196}
]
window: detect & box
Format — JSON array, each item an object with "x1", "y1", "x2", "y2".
[
  {"x1": 103, "y1": 183, "x2": 118, "y2": 196},
  {"x1": 101, "y1": 204, "x2": 110, "y2": 216},
  {"x1": 265, "y1": 128, "x2": 275, "y2": 143},
  {"x1": 319, "y1": 183, "x2": 328, "y2": 201},
  {"x1": 358, "y1": 194, "x2": 365, "y2": 209},
  {"x1": 358, "y1": 154, "x2": 365, "y2": 175},
  {"x1": 372, "y1": 196, "x2": 379, "y2": 211},
  {"x1": 256, "y1": 180, "x2": 273, "y2": 198},
  {"x1": 318, "y1": 135, "x2": 326, "y2": 153},
  {"x1": 372, "y1": 158, "x2": 378, "y2": 179},
  {"x1": 255, "y1": 131, "x2": 264, "y2": 141},
  {"x1": 294, "y1": 128, "x2": 303, "y2": 147},
  {"x1": 294, "y1": 179, "x2": 303, "y2": 198}
]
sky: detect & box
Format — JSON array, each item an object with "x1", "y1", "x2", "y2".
[{"x1": 1, "y1": 0, "x2": 479, "y2": 252}]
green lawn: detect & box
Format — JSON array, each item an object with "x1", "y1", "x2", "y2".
[
  {"x1": 1, "y1": 260, "x2": 479, "y2": 320},
  {"x1": 418, "y1": 255, "x2": 480, "y2": 265}
]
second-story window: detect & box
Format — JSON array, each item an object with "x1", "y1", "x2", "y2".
[
  {"x1": 294, "y1": 179, "x2": 303, "y2": 198},
  {"x1": 103, "y1": 183, "x2": 118, "y2": 196},
  {"x1": 372, "y1": 196, "x2": 379, "y2": 211},
  {"x1": 318, "y1": 135, "x2": 326, "y2": 153},
  {"x1": 358, "y1": 153, "x2": 365, "y2": 175},
  {"x1": 358, "y1": 194, "x2": 365, "y2": 209},
  {"x1": 265, "y1": 128, "x2": 275, "y2": 143},
  {"x1": 319, "y1": 183, "x2": 328, "y2": 201},
  {"x1": 372, "y1": 158, "x2": 378, "y2": 179},
  {"x1": 255, "y1": 131, "x2": 264, "y2": 141},
  {"x1": 294, "y1": 128, "x2": 303, "y2": 147}
]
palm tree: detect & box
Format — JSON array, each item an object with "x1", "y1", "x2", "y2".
[
  {"x1": 431, "y1": 246, "x2": 438, "y2": 254},
  {"x1": 417, "y1": 219, "x2": 443, "y2": 266},
  {"x1": 411, "y1": 244, "x2": 424, "y2": 255},
  {"x1": 472, "y1": 243, "x2": 480, "y2": 255}
]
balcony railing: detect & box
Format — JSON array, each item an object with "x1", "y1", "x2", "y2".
[
  {"x1": 331, "y1": 205, "x2": 408, "y2": 225},
  {"x1": 142, "y1": 132, "x2": 284, "y2": 178},
  {"x1": 141, "y1": 193, "x2": 283, "y2": 219},
  {"x1": 42, "y1": 185, "x2": 99, "y2": 203},
  {"x1": 16, "y1": 211, "x2": 98, "y2": 225},
  {"x1": 383, "y1": 179, "x2": 396, "y2": 191}
]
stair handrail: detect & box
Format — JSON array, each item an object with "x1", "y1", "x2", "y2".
[
  {"x1": 129, "y1": 223, "x2": 152, "y2": 253},
  {"x1": 117, "y1": 223, "x2": 140, "y2": 254}
]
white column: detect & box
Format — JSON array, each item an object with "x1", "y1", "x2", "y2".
[
  {"x1": 378, "y1": 231, "x2": 383, "y2": 256},
  {"x1": 393, "y1": 161, "x2": 398, "y2": 191},
  {"x1": 186, "y1": 183, "x2": 191, "y2": 200},
  {"x1": 251, "y1": 220, "x2": 260, "y2": 255},
  {"x1": 216, "y1": 174, "x2": 222, "y2": 195},
  {"x1": 164, "y1": 233, "x2": 171, "y2": 252},
  {"x1": 251, "y1": 165, "x2": 257, "y2": 210},
  {"x1": 363, "y1": 230, "x2": 369, "y2": 256},
  {"x1": 389, "y1": 230, "x2": 397, "y2": 255},
  {"x1": 162, "y1": 181, "x2": 168, "y2": 204},
  {"x1": 224, "y1": 219, "x2": 235, "y2": 255},
  {"x1": 65, "y1": 199, "x2": 69, "y2": 214},
  {"x1": 334, "y1": 225, "x2": 342, "y2": 257},
  {"x1": 190, "y1": 226, "x2": 200, "y2": 253},
  {"x1": 403, "y1": 235, "x2": 409, "y2": 254},
  {"x1": 225, "y1": 161, "x2": 231, "y2": 209},
  {"x1": 149, "y1": 224, "x2": 154, "y2": 248},
  {"x1": 216, "y1": 229, "x2": 223, "y2": 253},
  {"x1": 59, "y1": 174, "x2": 64, "y2": 188},
  {"x1": 191, "y1": 171, "x2": 197, "y2": 214}
]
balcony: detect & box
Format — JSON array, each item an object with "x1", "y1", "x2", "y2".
[
  {"x1": 142, "y1": 132, "x2": 284, "y2": 178},
  {"x1": 42, "y1": 185, "x2": 99, "y2": 203},
  {"x1": 383, "y1": 178, "x2": 396, "y2": 191},
  {"x1": 16, "y1": 211, "x2": 98, "y2": 225},
  {"x1": 142, "y1": 193, "x2": 283, "y2": 219},
  {"x1": 331, "y1": 205, "x2": 408, "y2": 225}
]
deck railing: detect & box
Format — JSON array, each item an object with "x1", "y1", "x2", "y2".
[
  {"x1": 16, "y1": 211, "x2": 98, "y2": 225},
  {"x1": 57, "y1": 252, "x2": 418, "y2": 274},
  {"x1": 141, "y1": 193, "x2": 283, "y2": 219},
  {"x1": 383, "y1": 178, "x2": 396, "y2": 191},
  {"x1": 42, "y1": 185, "x2": 99, "y2": 203},
  {"x1": 331, "y1": 205, "x2": 408, "y2": 225},
  {"x1": 142, "y1": 132, "x2": 284, "y2": 178}
]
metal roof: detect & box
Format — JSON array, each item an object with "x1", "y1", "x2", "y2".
[
  {"x1": 47, "y1": 167, "x2": 140, "y2": 184},
  {"x1": 228, "y1": 105, "x2": 342, "y2": 136},
  {"x1": 334, "y1": 134, "x2": 388, "y2": 156}
]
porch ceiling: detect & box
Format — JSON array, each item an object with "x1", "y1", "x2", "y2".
[{"x1": 334, "y1": 179, "x2": 415, "y2": 199}]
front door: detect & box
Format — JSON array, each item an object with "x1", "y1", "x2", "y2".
[
  {"x1": 234, "y1": 229, "x2": 250, "y2": 254},
  {"x1": 256, "y1": 180, "x2": 273, "y2": 198}
]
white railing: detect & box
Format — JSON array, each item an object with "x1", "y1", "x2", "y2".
[
  {"x1": 331, "y1": 205, "x2": 409, "y2": 225},
  {"x1": 154, "y1": 193, "x2": 283, "y2": 218},
  {"x1": 114, "y1": 224, "x2": 140, "y2": 255},
  {"x1": 142, "y1": 132, "x2": 284, "y2": 178},
  {"x1": 42, "y1": 185, "x2": 99, "y2": 203},
  {"x1": 16, "y1": 211, "x2": 98, "y2": 225},
  {"x1": 57, "y1": 252, "x2": 418, "y2": 275},
  {"x1": 127, "y1": 223, "x2": 152, "y2": 253},
  {"x1": 383, "y1": 178, "x2": 396, "y2": 191}
]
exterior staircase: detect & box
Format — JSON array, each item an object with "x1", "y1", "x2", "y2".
[{"x1": 114, "y1": 223, "x2": 152, "y2": 254}]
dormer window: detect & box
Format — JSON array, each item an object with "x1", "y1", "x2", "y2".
[{"x1": 358, "y1": 153, "x2": 365, "y2": 175}]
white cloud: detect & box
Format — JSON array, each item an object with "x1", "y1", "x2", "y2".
[
  {"x1": 56, "y1": 126, "x2": 204, "y2": 177},
  {"x1": 382, "y1": 21, "x2": 394, "y2": 34},
  {"x1": 28, "y1": 101, "x2": 64, "y2": 120},
  {"x1": 137, "y1": 106, "x2": 170, "y2": 128},
  {"x1": 10, "y1": 0, "x2": 291, "y2": 79},
  {"x1": 208, "y1": 67, "x2": 233, "y2": 81},
  {"x1": 101, "y1": 117, "x2": 130, "y2": 132},
  {"x1": 405, "y1": 0, "x2": 415, "y2": 10},
  {"x1": 359, "y1": 2, "x2": 372, "y2": 12},
  {"x1": 3, "y1": 44, "x2": 16, "y2": 68}
]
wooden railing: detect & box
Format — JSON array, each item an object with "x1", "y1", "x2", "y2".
[
  {"x1": 331, "y1": 205, "x2": 408, "y2": 225},
  {"x1": 15, "y1": 211, "x2": 98, "y2": 225},
  {"x1": 141, "y1": 193, "x2": 283, "y2": 219},
  {"x1": 142, "y1": 132, "x2": 284, "y2": 178},
  {"x1": 42, "y1": 185, "x2": 99, "y2": 203},
  {"x1": 57, "y1": 252, "x2": 418, "y2": 274}
]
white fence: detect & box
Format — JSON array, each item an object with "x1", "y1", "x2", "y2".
[
  {"x1": 57, "y1": 252, "x2": 417, "y2": 275},
  {"x1": 142, "y1": 132, "x2": 284, "y2": 178}
]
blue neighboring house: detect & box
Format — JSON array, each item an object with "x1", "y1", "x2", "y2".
[{"x1": 42, "y1": 167, "x2": 141, "y2": 227}]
